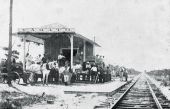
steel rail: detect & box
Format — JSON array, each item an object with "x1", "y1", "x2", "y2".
[
  {"x1": 111, "y1": 75, "x2": 141, "y2": 109},
  {"x1": 146, "y1": 78, "x2": 163, "y2": 109}
]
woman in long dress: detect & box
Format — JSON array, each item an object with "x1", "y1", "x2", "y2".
[{"x1": 63, "y1": 61, "x2": 72, "y2": 85}]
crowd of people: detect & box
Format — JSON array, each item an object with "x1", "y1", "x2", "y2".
[
  {"x1": 72, "y1": 61, "x2": 112, "y2": 83},
  {"x1": 24, "y1": 53, "x2": 116, "y2": 85},
  {"x1": 0, "y1": 53, "x2": 129, "y2": 86}
]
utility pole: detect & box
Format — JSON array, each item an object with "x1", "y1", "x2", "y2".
[{"x1": 7, "y1": 0, "x2": 13, "y2": 86}]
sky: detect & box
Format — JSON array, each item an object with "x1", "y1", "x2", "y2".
[{"x1": 0, "y1": 0, "x2": 170, "y2": 71}]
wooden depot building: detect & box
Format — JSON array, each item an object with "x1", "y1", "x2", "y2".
[{"x1": 16, "y1": 23, "x2": 100, "y2": 70}]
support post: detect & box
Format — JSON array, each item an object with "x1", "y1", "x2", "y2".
[
  {"x1": 70, "y1": 35, "x2": 74, "y2": 69},
  {"x1": 93, "y1": 36, "x2": 96, "y2": 62},
  {"x1": 83, "y1": 40, "x2": 86, "y2": 62},
  {"x1": 93, "y1": 44, "x2": 95, "y2": 57},
  {"x1": 23, "y1": 36, "x2": 26, "y2": 71},
  {"x1": 93, "y1": 44, "x2": 96, "y2": 62}
]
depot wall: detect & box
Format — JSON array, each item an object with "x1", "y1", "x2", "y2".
[{"x1": 44, "y1": 34, "x2": 94, "y2": 62}]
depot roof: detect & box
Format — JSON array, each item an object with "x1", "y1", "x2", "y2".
[{"x1": 15, "y1": 23, "x2": 100, "y2": 47}]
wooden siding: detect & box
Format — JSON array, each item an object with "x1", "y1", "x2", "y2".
[
  {"x1": 44, "y1": 34, "x2": 94, "y2": 62},
  {"x1": 86, "y1": 42, "x2": 93, "y2": 59}
]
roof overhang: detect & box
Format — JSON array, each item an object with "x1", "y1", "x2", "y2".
[
  {"x1": 15, "y1": 32, "x2": 100, "y2": 47},
  {"x1": 13, "y1": 33, "x2": 44, "y2": 44},
  {"x1": 75, "y1": 34, "x2": 101, "y2": 47}
]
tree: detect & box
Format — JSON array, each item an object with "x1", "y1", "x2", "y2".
[{"x1": 2, "y1": 47, "x2": 19, "y2": 60}]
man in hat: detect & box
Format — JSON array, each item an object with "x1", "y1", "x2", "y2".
[
  {"x1": 91, "y1": 63, "x2": 97, "y2": 82},
  {"x1": 58, "y1": 53, "x2": 65, "y2": 67},
  {"x1": 85, "y1": 61, "x2": 91, "y2": 81}
]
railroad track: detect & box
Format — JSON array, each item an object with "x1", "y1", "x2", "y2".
[
  {"x1": 94, "y1": 75, "x2": 170, "y2": 109},
  {"x1": 146, "y1": 77, "x2": 170, "y2": 109}
]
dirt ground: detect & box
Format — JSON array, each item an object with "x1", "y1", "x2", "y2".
[{"x1": 0, "y1": 75, "x2": 136, "y2": 109}]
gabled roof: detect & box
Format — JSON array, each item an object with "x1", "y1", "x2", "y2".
[
  {"x1": 18, "y1": 23, "x2": 75, "y2": 34},
  {"x1": 17, "y1": 23, "x2": 100, "y2": 47},
  {"x1": 40, "y1": 23, "x2": 67, "y2": 28}
]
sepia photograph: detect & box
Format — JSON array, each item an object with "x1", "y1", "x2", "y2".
[{"x1": 0, "y1": 0, "x2": 170, "y2": 109}]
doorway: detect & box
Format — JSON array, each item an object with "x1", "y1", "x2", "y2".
[{"x1": 62, "y1": 48, "x2": 78, "y2": 61}]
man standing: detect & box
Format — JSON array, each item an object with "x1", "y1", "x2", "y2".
[
  {"x1": 85, "y1": 62, "x2": 91, "y2": 81},
  {"x1": 124, "y1": 68, "x2": 128, "y2": 81},
  {"x1": 98, "y1": 65, "x2": 104, "y2": 83},
  {"x1": 91, "y1": 63, "x2": 97, "y2": 82},
  {"x1": 119, "y1": 67, "x2": 124, "y2": 81},
  {"x1": 58, "y1": 53, "x2": 65, "y2": 67},
  {"x1": 106, "y1": 66, "x2": 111, "y2": 82}
]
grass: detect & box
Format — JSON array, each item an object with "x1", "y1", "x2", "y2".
[{"x1": 0, "y1": 91, "x2": 56, "y2": 109}]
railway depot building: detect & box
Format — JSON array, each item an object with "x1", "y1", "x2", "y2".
[{"x1": 16, "y1": 23, "x2": 100, "y2": 70}]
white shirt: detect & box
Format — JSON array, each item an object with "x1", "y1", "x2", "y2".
[
  {"x1": 59, "y1": 67, "x2": 65, "y2": 74},
  {"x1": 58, "y1": 55, "x2": 65, "y2": 60},
  {"x1": 86, "y1": 64, "x2": 91, "y2": 69},
  {"x1": 48, "y1": 61, "x2": 59, "y2": 69},
  {"x1": 75, "y1": 64, "x2": 82, "y2": 69},
  {"x1": 91, "y1": 66, "x2": 97, "y2": 72}
]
